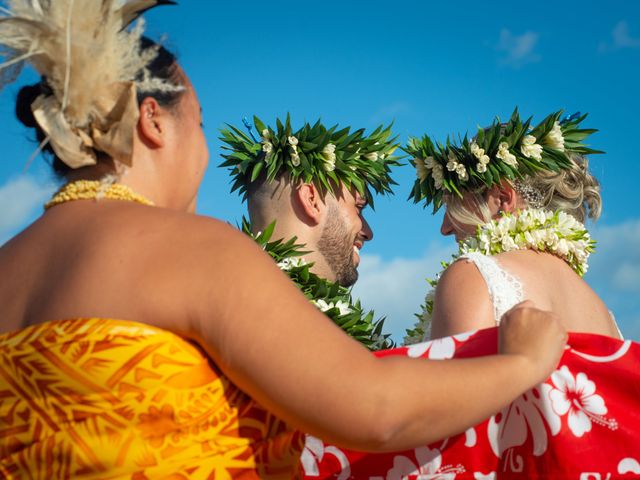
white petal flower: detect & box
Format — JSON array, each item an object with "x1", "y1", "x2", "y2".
[
  {"x1": 287, "y1": 135, "x2": 299, "y2": 146},
  {"x1": 501, "y1": 234, "x2": 517, "y2": 251},
  {"x1": 424, "y1": 156, "x2": 436, "y2": 169},
  {"x1": 322, "y1": 143, "x2": 336, "y2": 155},
  {"x1": 470, "y1": 141, "x2": 486, "y2": 160},
  {"x1": 496, "y1": 142, "x2": 518, "y2": 166},
  {"x1": 277, "y1": 257, "x2": 307, "y2": 271},
  {"x1": 291, "y1": 153, "x2": 301, "y2": 167},
  {"x1": 455, "y1": 163, "x2": 468, "y2": 181},
  {"x1": 261, "y1": 129, "x2": 270, "y2": 140},
  {"x1": 322, "y1": 158, "x2": 335, "y2": 172},
  {"x1": 521, "y1": 135, "x2": 543, "y2": 161},
  {"x1": 262, "y1": 141, "x2": 273, "y2": 154},
  {"x1": 476, "y1": 162, "x2": 487, "y2": 173},
  {"x1": 545, "y1": 121, "x2": 565, "y2": 151},
  {"x1": 415, "y1": 158, "x2": 429, "y2": 182},
  {"x1": 313, "y1": 299, "x2": 331, "y2": 312},
  {"x1": 321, "y1": 143, "x2": 337, "y2": 171},
  {"x1": 555, "y1": 238, "x2": 569, "y2": 256},
  {"x1": 446, "y1": 151, "x2": 458, "y2": 171},
  {"x1": 432, "y1": 164, "x2": 445, "y2": 189},
  {"x1": 334, "y1": 300, "x2": 354, "y2": 316},
  {"x1": 364, "y1": 152, "x2": 379, "y2": 161}
]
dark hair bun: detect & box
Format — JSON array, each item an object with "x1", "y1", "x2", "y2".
[{"x1": 15, "y1": 84, "x2": 42, "y2": 128}]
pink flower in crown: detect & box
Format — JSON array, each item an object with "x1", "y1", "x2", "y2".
[{"x1": 549, "y1": 366, "x2": 618, "y2": 438}]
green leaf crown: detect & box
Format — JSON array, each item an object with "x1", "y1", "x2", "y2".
[
  {"x1": 219, "y1": 115, "x2": 401, "y2": 206},
  {"x1": 406, "y1": 109, "x2": 603, "y2": 212}
]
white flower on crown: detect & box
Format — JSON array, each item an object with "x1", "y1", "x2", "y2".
[
  {"x1": 321, "y1": 143, "x2": 337, "y2": 171},
  {"x1": 470, "y1": 141, "x2": 490, "y2": 165},
  {"x1": 455, "y1": 163, "x2": 468, "y2": 181},
  {"x1": 496, "y1": 142, "x2": 518, "y2": 166},
  {"x1": 364, "y1": 152, "x2": 379, "y2": 161},
  {"x1": 288, "y1": 135, "x2": 299, "y2": 147},
  {"x1": 262, "y1": 141, "x2": 274, "y2": 154},
  {"x1": 470, "y1": 141, "x2": 482, "y2": 157},
  {"x1": 415, "y1": 158, "x2": 429, "y2": 182},
  {"x1": 477, "y1": 162, "x2": 488, "y2": 173},
  {"x1": 521, "y1": 135, "x2": 543, "y2": 161},
  {"x1": 446, "y1": 150, "x2": 458, "y2": 171},
  {"x1": 261, "y1": 129, "x2": 270, "y2": 140},
  {"x1": 432, "y1": 163, "x2": 445, "y2": 189},
  {"x1": 545, "y1": 121, "x2": 565, "y2": 151},
  {"x1": 291, "y1": 152, "x2": 301, "y2": 166},
  {"x1": 424, "y1": 156, "x2": 436, "y2": 169}
]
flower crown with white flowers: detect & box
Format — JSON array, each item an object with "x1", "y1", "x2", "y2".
[
  {"x1": 219, "y1": 115, "x2": 401, "y2": 206},
  {"x1": 406, "y1": 109, "x2": 603, "y2": 212}
]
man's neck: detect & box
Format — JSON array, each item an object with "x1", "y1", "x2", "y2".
[{"x1": 249, "y1": 214, "x2": 336, "y2": 283}]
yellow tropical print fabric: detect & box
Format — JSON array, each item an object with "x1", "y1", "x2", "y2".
[{"x1": 0, "y1": 318, "x2": 303, "y2": 479}]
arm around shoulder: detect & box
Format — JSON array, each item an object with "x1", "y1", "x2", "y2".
[{"x1": 162, "y1": 220, "x2": 555, "y2": 452}]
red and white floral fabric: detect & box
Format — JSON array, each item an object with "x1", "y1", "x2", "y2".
[{"x1": 301, "y1": 329, "x2": 640, "y2": 479}]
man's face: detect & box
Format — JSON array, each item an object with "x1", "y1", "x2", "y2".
[{"x1": 317, "y1": 187, "x2": 373, "y2": 287}]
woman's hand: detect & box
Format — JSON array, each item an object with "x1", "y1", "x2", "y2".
[{"x1": 499, "y1": 300, "x2": 568, "y2": 384}]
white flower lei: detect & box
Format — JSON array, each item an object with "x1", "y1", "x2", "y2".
[{"x1": 404, "y1": 208, "x2": 595, "y2": 345}]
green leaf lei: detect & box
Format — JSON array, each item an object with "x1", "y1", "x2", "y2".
[
  {"x1": 242, "y1": 218, "x2": 393, "y2": 351},
  {"x1": 220, "y1": 115, "x2": 401, "y2": 207},
  {"x1": 406, "y1": 109, "x2": 603, "y2": 212},
  {"x1": 404, "y1": 208, "x2": 596, "y2": 345}
]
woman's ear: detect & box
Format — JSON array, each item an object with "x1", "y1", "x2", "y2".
[
  {"x1": 497, "y1": 180, "x2": 519, "y2": 213},
  {"x1": 295, "y1": 182, "x2": 325, "y2": 225},
  {"x1": 486, "y1": 181, "x2": 518, "y2": 216},
  {"x1": 138, "y1": 97, "x2": 165, "y2": 148}
]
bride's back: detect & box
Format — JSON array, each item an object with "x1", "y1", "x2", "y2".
[{"x1": 496, "y1": 249, "x2": 620, "y2": 338}]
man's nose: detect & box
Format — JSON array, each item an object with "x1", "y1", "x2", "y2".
[
  {"x1": 440, "y1": 212, "x2": 455, "y2": 237},
  {"x1": 361, "y1": 216, "x2": 374, "y2": 242}
]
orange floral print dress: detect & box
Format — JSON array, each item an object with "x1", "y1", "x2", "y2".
[{"x1": 0, "y1": 318, "x2": 304, "y2": 479}]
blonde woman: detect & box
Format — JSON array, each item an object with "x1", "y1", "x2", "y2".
[{"x1": 406, "y1": 110, "x2": 621, "y2": 342}]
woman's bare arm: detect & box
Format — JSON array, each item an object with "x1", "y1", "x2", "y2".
[
  {"x1": 163, "y1": 220, "x2": 566, "y2": 452},
  {"x1": 430, "y1": 259, "x2": 497, "y2": 339}
]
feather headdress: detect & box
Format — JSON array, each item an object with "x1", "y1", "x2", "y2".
[{"x1": 0, "y1": 0, "x2": 179, "y2": 168}]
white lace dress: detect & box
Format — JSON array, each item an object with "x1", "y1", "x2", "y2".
[{"x1": 460, "y1": 251, "x2": 524, "y2": 324}]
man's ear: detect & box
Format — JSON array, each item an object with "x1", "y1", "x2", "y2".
[
  {"x1": 138, "y1": 97, "x2": 165, "y2": 148},
  {"x1": 295, "y1": 182, "x2": 325, "y2": 225}
]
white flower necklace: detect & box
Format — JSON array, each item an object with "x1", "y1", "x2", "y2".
[{"x1": 404, "y1": 208, "x2": 595, "y2": 345}]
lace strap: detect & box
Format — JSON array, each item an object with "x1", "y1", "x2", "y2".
[{"x1": 460, "y1": 252, "x2": 524, "y2": 324}]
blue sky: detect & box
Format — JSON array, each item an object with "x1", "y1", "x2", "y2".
[{"x1": 1, "y1": 0, "x2": 639, "y2": 341}]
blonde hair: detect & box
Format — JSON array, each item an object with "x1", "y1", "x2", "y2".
[{"x1": 445, "y1": 153, "x2": 602, "y2": 230}]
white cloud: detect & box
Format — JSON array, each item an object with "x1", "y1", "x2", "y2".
[
  {"x1": 598, "y1": 21, "x2": 640, "y2": 53},
  {"x1": 496, "y1": 29, "x2": 541, "y2": 67},
  {"x1": 0, "y1": 176, "x2": 56, "y2": 243},
  {"x1": 588, "y1": 219, "x2": 640, "y2": 340},
  {"x1": 352, "y1": 242, "x2": 456, "y2": 342},
  {"x1": 590, "y1": 219, "x2": 640, "y2": 292}
]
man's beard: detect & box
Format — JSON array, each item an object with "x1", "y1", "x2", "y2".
[{"x1": 317, "y1": 204, "x2": 358, "y2": 287}]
